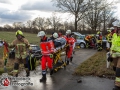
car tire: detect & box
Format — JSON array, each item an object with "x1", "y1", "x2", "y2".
[{"x1": 79, "y1": 43, "x2": 85, "y2": 48}]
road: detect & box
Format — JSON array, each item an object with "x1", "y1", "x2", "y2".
[{"x1": 0, "y1": 49, "x2": 114, "y2": 90}]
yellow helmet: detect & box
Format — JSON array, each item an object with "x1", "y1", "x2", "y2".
[
  {"x1": 107, "y1": 30, "x2": 111, "y2": 33},
  {"x1": 97, "y1": 31, "x2": 100, "y2": 34},
  {"x1": 16, "y1": 30, "x2": 23, "y2": 36}
]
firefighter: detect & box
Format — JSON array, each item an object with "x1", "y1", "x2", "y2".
[
  {"x1": 37, "y1": 31, "x2": 54, "y2": 82},
  {"x1": 6, "y1": 30, "x2": 31, "y2": 77},
  {"x1": 90, "y1": 34, "x2": 96, "y2": 49},
  {"x1": 111, "y1": 26, "x2": 120, "y2": 90},
  {"x1": 96, "y1": 31, "x2": 102, "y2": 51},
  {"x1": 106, "y1": 29, "x2": 112, "y2": 51},
  {"x1": 106, "y1": 28, "x2": 113, "y2": 68},
  {"x1": 65, "y1": 30, "x2": 76, "y2": 65},
  {"x1": 84, "y1": 35, "x2": 91, "y2": 48}
]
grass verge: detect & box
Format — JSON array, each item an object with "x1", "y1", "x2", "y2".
[{"x1": 74, "y1": 50, "x2": 115, "y2": 77}]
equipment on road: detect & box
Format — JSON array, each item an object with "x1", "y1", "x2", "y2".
[
  {"x1": 26, "y1": 54, "x2": 37, "y2": 71},
  {"x1": 53, "y1": 37, "x2": 67, "y2": 72}
]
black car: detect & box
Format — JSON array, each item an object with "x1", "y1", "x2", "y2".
[
  {"x1": 9, "y1": 48, "x2": 15, "y2": 59},
  {"x1": 9, "y1": 44, "x2": 42, "y2": 60},
  {"x1": 30, "y1": 44, "x2": 42, "y2": 60}
]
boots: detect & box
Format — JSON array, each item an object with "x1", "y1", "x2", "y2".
[
  {"x1": 50, "y1": 69, "x2": 54, "y2": 75},
  {"x1": 70, "y1": 57, "x2": 73, "y2": 62},
  {"x1": 40, "y1": 74, "x2": 46, "y2": 82},
  {"x1": 26, "y1": 70, "x2": 30, "y2": 77},
  {"x1": 15, "y1": 73, "x2": 18, "y2": 77},
  {"x1": 66, "y1": 60, "x2": 69, "y2": 65}
]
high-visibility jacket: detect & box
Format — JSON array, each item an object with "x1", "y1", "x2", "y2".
[
  {"x1": 96, "y1": 35, "x2": 102, "y2": 43},
  {"x1": 9, "y1": 38, "x2": 30, "y2": 59},
  {"x1": 85, "y1": 35, "x2": 91, "y2": 41},
  {"x1": 106, "y1": 33, "x2": 112, "y2": 43},
  {"x1": 111, "y1": 33, "x2": 120, "y2": 52}
]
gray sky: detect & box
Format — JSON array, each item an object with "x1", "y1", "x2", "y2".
[
  {"x1": 0, "y1": 0, "x2": 60, "y2": 26},
  {"x1": 0, "y1": 0, "x2": 120, "y2": 26}
]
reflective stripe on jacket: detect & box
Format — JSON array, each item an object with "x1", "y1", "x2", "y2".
[
  {"x1": 111, "y1": 33, "x2": 120, "y2": 52},
  {"x1": 9, "y1": 38, "x2": 30, "y2": 59}
]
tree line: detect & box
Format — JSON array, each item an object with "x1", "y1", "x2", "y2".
[{"x1": 0, "y1": 0, "x2": 118, "y2": 35}]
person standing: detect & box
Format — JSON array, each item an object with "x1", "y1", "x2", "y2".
[
  {"x1": 111, "y1": 26, "x2": 120, "y2": 90},
  {"x1": 65, "y1": 30, "x2": 76, "y2": 65},
  {"x1": 6, "y1": 30, "x2": 31, "y2": 77},
  {"x1": 37, "y1": 31, "x2": 54, "y2": 82},
  {"x1": 106, "y1": 29, "x2": 112, "y2": 51},
  {"x1": 96, "y1": 31, "x2": 102, "y2": 51}
]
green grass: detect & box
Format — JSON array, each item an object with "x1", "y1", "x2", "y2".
[
  {"x1": 74, "y1": 50, "x2": 115, "y2": 77},
  {"x1": 0, "y1": 31, "x2": 40, "y2": 44},
  {"x1": 0, "y1": 31, "x2": 40, "y2": 57}
]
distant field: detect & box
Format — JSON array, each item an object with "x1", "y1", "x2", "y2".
[{"x1": 0, "y1": 31, "x2": 40, "y2": 57}]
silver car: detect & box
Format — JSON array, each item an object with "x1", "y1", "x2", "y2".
[{"x1": 75, "y1": 35, "x2": 86, "y2": 48}]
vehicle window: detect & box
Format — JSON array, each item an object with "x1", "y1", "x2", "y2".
[
  {"x1": 31, "y1": 46, "x2": 40, "y2": 50},
  {"x1": 36, "y1": 46, "x2": 40, "y2": 50},
  {"x1": 77, "y1": 36, "x2": 85, "y2": 40}
]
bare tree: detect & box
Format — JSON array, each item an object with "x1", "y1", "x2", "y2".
[
  {"x1": 64, "y1": 21, "x2": 69, "y2": 31},
  {"x1": 33, "y1": 17, "x2": 45, "y2": 31},
  {"x1": 13, "y1": 22, "x2": 24, "y2": 29},
  {"x1": 107, "y1": 17, "x2": 117, "y2": 28},
  {"x1": 47, "y1": 13, "x2": 61, "y2": 32},
  {"x1": 84, "y1": 0, "x2": 115, "y2": 32},
  {"x1": 4, "y1": 24, "x2": 12, "y2": 31},
  {"x1": 26, "y1": 20, "x2": 33, "y2": 30},
  {"x1": 52, "y1": 0, "x2": 89, "y2": 31}
]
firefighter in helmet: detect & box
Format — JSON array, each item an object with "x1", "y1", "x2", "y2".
[
  {"x1": 7, "y1": 30, "x2": 31, "y2": 77},
  {"x1": 96, "y1": 31, "x2": 102, "y2": 51},
  {"x1": 106, "y1": 28, "x2": 112, "y2": 51}
]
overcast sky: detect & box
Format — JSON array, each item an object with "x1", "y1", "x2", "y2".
[
  {"x1": 0, "y1": 0, "x2": 65, "y2": 26},
  {"x1": 0, "y1": 0, "x2": 120, "y2": 26}
]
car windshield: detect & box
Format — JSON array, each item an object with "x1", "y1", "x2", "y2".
[
  {"x1": 76, "y1": 35, "x2": 85, "y2": 40},
  {"x1": 31, "y1": 46, "x2": 40, "y2": 50}
]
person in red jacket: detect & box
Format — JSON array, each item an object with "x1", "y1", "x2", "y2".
[
  {"x1": 65, "y1": 30, "x2": 76, "y2": 65},
  {"x1": 37, "y1": 31, "x2": 54, "y2": 82}
]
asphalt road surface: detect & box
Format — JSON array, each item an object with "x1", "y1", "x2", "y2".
[{"x1": 0, "y1": 49, "x2": 114, "y2": 90}]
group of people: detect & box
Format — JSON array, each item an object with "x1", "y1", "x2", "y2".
[
  {"x1": 84, "y1": 31, "x2": 102, "y2": 51},
  {"x1": 37, "y1": 30, "x2": 76, "y2": 82},
  {"x1": 105, "y1": 25, "x2": 120, "y2": 90},
  {"x1": 3, "y1": 25, "x2": 120, "y2": 89},
  {"x1": 2, "y1": 29, "x2": 76, "y2": 83}
]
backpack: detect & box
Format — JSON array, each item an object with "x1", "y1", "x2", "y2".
[{"x1": 26, "y1": 55, "x2": 36, "y2": 71}]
